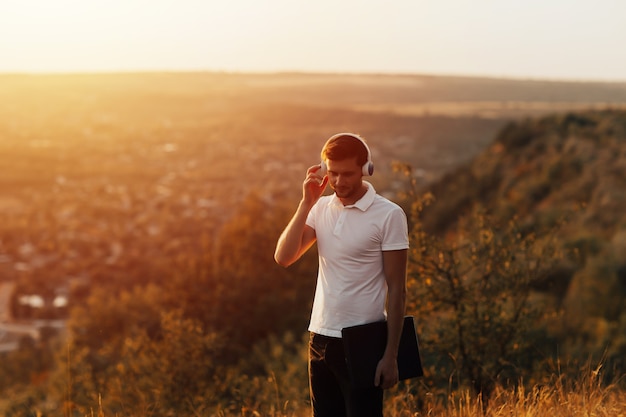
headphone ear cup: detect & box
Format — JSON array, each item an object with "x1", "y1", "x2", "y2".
[
  {"x1": 320, "y1": 161, "x2": 327, "y2": 176},
  {"x1": 362, "y1": 162, "x2": 374, "y2": 176}
]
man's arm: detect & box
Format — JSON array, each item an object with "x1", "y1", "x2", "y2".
[
  {"x1": 375, "y1": 248, "x2": 408, "y2": 389},
  {"x1": 274, "y1": 165, "x2": 327, "y2": 267},
  {"x1": 274, "y1": 201, "x2": 317, "y2": 267}
]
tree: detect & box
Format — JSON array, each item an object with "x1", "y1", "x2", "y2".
[
  {"x1": 107, "y1": 309, "x2": 222, "y2": 416},
  {"x1": 202, "y1": 192, "x2": 317, "y2": 358},
  {"x1": 405, "y1": 188, "x2": 562, "y2": 400}
]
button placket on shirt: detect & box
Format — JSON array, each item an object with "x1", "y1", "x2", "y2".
[{"x1": 333, "y1": 208, "x2": 348, "y2": 236}]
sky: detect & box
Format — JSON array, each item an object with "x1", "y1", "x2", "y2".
[{"x1": 1, "y1": 0, "x2": 625, "y2": 81}]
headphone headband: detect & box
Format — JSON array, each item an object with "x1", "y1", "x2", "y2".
[{"x1": 323, "y1": 133, "x2": 374, "y2": 176}]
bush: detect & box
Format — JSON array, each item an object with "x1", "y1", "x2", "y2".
[{"x1": 407, "y1": 197, "x2": 563, "y2": 399}]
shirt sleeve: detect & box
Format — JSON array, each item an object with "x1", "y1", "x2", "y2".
[
  {"x1": 305, "y1": 202, "x2": 317, "y2": 230},
  {"x1": 381, "y1": 206, "x2": 409, "y2": 251}
]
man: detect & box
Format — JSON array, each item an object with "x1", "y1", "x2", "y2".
[{"x1": 274, "y1": 133, "x2": 409, "y2": 417}]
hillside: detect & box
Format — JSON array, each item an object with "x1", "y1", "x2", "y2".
[
  {"x1": 2, "y1": 73, "x2": 626, "y2": 415},
  {"x1": 418, "y1": 109, "x2": 626, "y2": 364}
]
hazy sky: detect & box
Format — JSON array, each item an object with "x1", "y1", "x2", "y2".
[{"x1": 1, "y1": 0, "x2": 624, "y2": 81}]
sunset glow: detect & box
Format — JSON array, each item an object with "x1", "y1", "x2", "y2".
[{"x1": 1, "y1": 0, "x2": 625, "y2": 80}]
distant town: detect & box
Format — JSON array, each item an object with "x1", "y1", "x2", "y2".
[{"x1": 0, "y1": 281, "x2": 66, "y2": 353}]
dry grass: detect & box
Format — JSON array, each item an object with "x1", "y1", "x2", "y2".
[
  {"x1": 99, "y1": 366, "x2": 626, "y2": 417},
  {"x1": 387, "y1": 363, "x2": 626, "y2": 417}
]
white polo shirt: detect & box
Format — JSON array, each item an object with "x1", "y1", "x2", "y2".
[{"x1": 305, "y1": 181, "x2": 409, "y2": 337}]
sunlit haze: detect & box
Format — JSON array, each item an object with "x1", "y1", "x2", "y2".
[{"x1": 1, "y1": 0, "x2": 625, "y2": 81}]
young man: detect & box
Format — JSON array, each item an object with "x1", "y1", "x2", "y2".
[{"x1": 274, "y1": 133, "x2": 409, "y2": 417}]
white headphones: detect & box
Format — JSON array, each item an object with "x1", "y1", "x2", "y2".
[{"x1": 320, "y1": 133, "x2": 374, "y2": 176}]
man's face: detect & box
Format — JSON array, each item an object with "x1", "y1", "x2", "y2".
[{"x1": 325, "y1": 157, "x2": 364, "y2": 204}]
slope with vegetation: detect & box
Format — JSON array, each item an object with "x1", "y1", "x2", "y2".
[
  {"x1": 415, "y1": 109, "x2": 626, "y2": 382},
  {"x1": 1, "y1": 73, "x2": 626, "y2": 415}
]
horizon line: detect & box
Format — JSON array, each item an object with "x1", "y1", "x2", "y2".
[{"x1": 1, "y1": 68, "x2": 625, "y2": 84}]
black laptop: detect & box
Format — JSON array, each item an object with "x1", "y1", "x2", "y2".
[{"x1": 341, "y1": 315, "x2": 423, "y2": 390}]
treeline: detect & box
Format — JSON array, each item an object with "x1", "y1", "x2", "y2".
[{"x1": 2, "y1": 192, "x2": 317, "y2": 415}]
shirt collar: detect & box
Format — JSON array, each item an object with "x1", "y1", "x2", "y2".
[{"x1": 329, "y1": 181, "x2": 376, "y2": 212}]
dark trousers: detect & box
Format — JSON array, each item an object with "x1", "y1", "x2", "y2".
[{"x1": 309, "y1": 333, "x2": 383, "y2": 417}]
